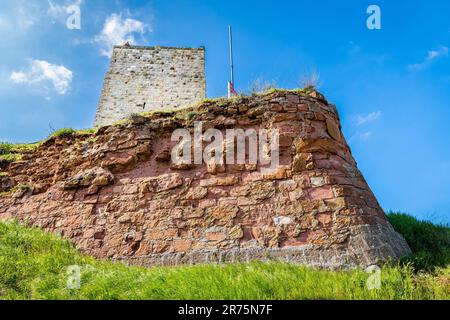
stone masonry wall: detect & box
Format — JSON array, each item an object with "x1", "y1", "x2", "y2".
[
  {"x1": 0, "y1": 90, "x2": 411, "y2": 269},
  {"x1": 94, "y1": 45, "x2": 206, "y2": 127}
]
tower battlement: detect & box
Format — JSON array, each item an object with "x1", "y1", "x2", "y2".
[{"x1": 94, "y1": 45, "x2": 206, "y2": 127}]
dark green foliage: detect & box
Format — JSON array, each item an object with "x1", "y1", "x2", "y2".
[
  {"x1": 185, "y1": 111, "x2": 198, "y2": 120},
  {"x1": 0, "y1": 142, "x2": 12, "y2": 155},
  {"x1": 388, "y1": 212, "x2": 450, "y2": 271}
]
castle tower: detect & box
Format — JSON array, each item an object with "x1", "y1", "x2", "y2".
[{"x1": 94, "y1": 45, "x2": 206, "y2": 127}]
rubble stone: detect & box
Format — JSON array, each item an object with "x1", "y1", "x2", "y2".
[{"x1": 0, "y1": 91, "x2": 411, "y2": 269}]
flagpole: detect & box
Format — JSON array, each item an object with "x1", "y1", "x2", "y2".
[
  {"x1": 229, "y1": 25, "x2": 234, "y2": 86},
  {"x1": 228, "y1": 25, "x2": 234, "y2": 98}
]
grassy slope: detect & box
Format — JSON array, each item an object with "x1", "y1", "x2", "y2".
[{"x1": 0, "y1": 213, "x2": 448, "y2": 300}]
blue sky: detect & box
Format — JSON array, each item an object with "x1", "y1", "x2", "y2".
[{"x1": 0, "y1": 0, "x2": 449, "y2": 223}]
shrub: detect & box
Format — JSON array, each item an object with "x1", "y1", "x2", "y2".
[
  {"x1": 249, "y1": 78, "x2": 278, "y2": 94},
  {"x1": 299, "y1": 70, "x2": 321, "y2": 89},
  {"x1": 0, "y1": 142, "x2": 12, "y2": 155},
  {"x1": 185, "y1": 111, "x2": 198, "y2": 120},
  {"x1": 388, "y1": 212, "x2": 450, "y2": 271}
]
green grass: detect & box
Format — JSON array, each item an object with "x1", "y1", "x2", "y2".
[
  {"x1": 76, "y1": 128, "x2": 97, "y2": 136},
  {"x1": 0, "y1": 213, "x2": 448, "y2": 300},
  {"x1": 1, "y1": 142, "x2": 40, "y2": 154},
  {"x1": 0, "y1": 153, "x2": 22, "y2": 163},
  {"x1": 0, "y1": 141, "x2": 40, "y2": 164},
  {"x1": 0, "y1": 184, "x2": 30, "y2": 198},
  {"x1": 388, "y1": 212, "x2": 450, "y2": 271},
  {"x1": 0, "y1": 128, "x2": 97, "y2": 167},
  {"x1": 48, "y1": 128, "x2": 76, "y2": 139},
  {"x1": 0, "y1": 142, "x2": 13, "y2": 155}
]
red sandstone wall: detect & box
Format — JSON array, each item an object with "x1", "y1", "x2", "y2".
[{"x1": 0, "y1": 90, "x2": 411, "y2": 268}]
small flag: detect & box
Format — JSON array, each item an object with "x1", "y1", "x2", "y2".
[{"x1": 228, "y1": 81, "x2": 238, "y2": 97}]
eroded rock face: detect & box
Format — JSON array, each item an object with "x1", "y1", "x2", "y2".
[{"x1": 0, "y1": 90, "x2": 411, "y2": 269}]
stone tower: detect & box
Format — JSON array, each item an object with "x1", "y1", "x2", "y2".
[{"x1": 94, "y1": 45, "x2": 206, "y2": 127}]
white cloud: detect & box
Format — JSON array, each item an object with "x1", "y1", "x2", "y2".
[
  {"x1": 10, "y1": 59, "x2": 73, "y2": 95},
  {"x1": 95, "y1": 13, "x2": 149, "y2": 57},
  {"x1": 16, "y1": 3, "x2": 41, "y2": 30},
  {"x1": 1, "y1": 1, "x2": 83, "y2": 30},
  {"x1": 426, "y1": 46, "x2": 449, "y2": 60},
  {"x1": 354, "y1": 111, "x2": 382, "y2": 126},
  {"x1": 349, "y1": 111, "x2": 381, "y2": 143},
  {"x1": 0, "y1": 16, "x2": 9, "y2": 30},
  {"x1": 47, "y1": 1, "x2": 68, "y2": 24},
  {"x1": 409, "y1": 46, "x2": 449, "y2": 71},
  {"x1": 350, "y1": 131, "x2": 372, "y2": 143},
  {"x1": 348, "y1": 41, "x2": 361, "y2": 56},
  {"x1": 359, "y1": 132, "x2": 372, "y2": 141}
]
